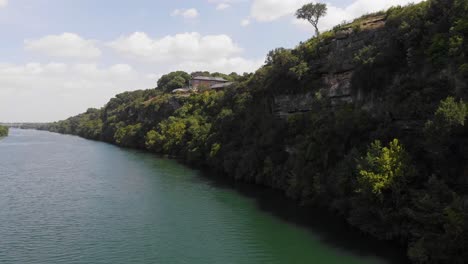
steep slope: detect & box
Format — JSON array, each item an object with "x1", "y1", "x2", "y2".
[{"x1": 44, "y1": 1, "x2": 468, "y2": 263}]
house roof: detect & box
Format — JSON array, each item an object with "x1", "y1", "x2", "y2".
[
  {"x1": 192, "y1": 76, "x2": 228, "y2": 82},
  {"x1": 210, "y1": 82, "x2": 234, "y2": 89},
  {"x1": 172, "y1": 87, "x2": 192, "y2": 93}
]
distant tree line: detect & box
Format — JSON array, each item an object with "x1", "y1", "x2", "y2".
[{"x1": 0, "y1": 125, "x2": 8, "y2": 137}]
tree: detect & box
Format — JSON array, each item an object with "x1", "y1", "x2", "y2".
[
  {"x1": 114, "y1": 123, "x2": 143, "y2": 147},
  {"x1": 424, "y1": 97, "x2": 467, "y2": 182},
  {"x1": 157, "y1": 71, "x2": 191, "y2": 92},
  {"x1": 0, "y1": 125, "x2": 8, "y2": 137},
  {"x1": 432, "y1": 97, "x2": 466, "y2": 128},
  {"x1": 296, "y1": 3, "x2": 328, "y2": 37},
  {"x1": 357, "y1": 139, "x2": 414, "y2": 204}
]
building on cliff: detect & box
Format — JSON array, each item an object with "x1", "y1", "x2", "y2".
[
  {"x1": 172, "y1": 87, "x2": 192, "y2": 94},
  {"x1": 190, "y1": 76, "x2": 229, "y2": 90},
  {"x1": 173, "y1": 76, "x2": 233, "y2": 93},
  {"x1": 210, "y1": 82, "x2": 234, "y2": 90}
]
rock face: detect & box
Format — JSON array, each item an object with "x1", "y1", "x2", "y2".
[
  {"x1": 322, "y1": 71, "x2": 354, "y2": 105},
  {"x1": 273, "y1": 93, "x2": 316, "y2": 119},
  {"x1": 274, "y1": 15, "x2": 388, "y2": 118},
  {"x1": 317, "y1": 15, "x2": 387, "y2": 101}
]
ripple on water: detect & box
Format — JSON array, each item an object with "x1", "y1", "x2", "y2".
[{"x1": 0, "y1": 129, "x2": 405, "y2": 264}]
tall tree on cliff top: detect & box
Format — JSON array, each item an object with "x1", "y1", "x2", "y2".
[{"x1": 296, "y1": 2, "x2": 328, "y2": 37}]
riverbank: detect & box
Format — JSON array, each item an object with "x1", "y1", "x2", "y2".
[
  {"x1": 200, "y1": 171, "x2": 411, "y2": 263},
  {"x1": 29, "y1": 127, "x2": 408, "y2": 263},
  {"x1": 1, "y1": 128, "x2": 407, "y2": 264}
]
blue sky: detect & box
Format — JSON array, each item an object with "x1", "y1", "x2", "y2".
[{"x1": 0, "y1": 0, "x2": 423, "y2": 122}]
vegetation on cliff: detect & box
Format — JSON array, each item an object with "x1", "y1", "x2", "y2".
[
  {"x1": 0, "y1": 125, "x2": 8, "y2": 137},
  {"x1": 44, "y1": 0, "x2": 468, "y2": 263}
]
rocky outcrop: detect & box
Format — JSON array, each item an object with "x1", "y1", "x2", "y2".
[
  {"x1": 322, "y1": 71, "x2": 354, "y2": 105},
  {"x1": 317, "y1": 15, "x2": 387, "y2": 99},
  {"x1": 315, "y1": 16, "x2": 386, "y2": 73},
  {"x1": 273, "y1": 92, "x2": 316, "y2": 119},
  {"x1": 274, "y1": 15, "x2": 388, "y2": 119}
]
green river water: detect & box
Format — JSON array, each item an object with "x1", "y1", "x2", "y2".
[{"x1": 0, "y1": 129, "x2": 406, "y2": 264}]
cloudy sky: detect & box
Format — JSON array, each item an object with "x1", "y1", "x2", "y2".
[{"x1": 0, "y1": 0, "x2": 424, "y2": 122}]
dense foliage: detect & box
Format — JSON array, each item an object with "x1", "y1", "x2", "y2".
[
  {"x1": 44, "y1": 1, "x2": 468, "y2": 263},
  {"x1": 0, "y1": 125, "x2": 8, "y2": 137}
]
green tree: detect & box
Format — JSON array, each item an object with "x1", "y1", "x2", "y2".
[
  {"x1": 114, "y1": 123, "x2": 143, "y2": 147},
  {"x1": 429, "y1": 97, "x2": 466, "y2": 129},
  {"x1": 157, "y1": 71, "x2": 191, "y2": 92},
  {"x1": 349, "y1": 139, "x2": 415, "y2": 239},
  {"x1": 357, "y1": 139, "x2": 414, "y2": 203},
  {"x1": 145, "y1": 130, "x2": 164, "y2": 152},
  {"x1": 296, "y1": 3, "x2": 328, "y2": 36},
  {"x1": 424, "y1": 97, "x2": 467, "y2": 182},
  {"x1": 407, "y1": 176, "x2": 468, "y2": 264},
  {"x1": 0, "y1": 125, "x2": 8, "y2": 137}
]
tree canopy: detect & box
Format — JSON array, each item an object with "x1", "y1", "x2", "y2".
[
  {"x1": 296, "y1": 3, "x2": 328, "y2": 36},
  {"x1": 157, "y1": 71, "x2": 191, "y2": 92},
  {"x1": 0, "y1": 125, "x2": 8, "y2": 137}
]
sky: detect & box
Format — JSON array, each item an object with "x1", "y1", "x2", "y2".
[{"x1": 0, "y1": 0, "x2": 424, "y2": 122}]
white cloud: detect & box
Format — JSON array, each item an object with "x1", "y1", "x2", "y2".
[
  {"x1": 109, "y1": 31, "x2": 262, "y2": 77},
  {"x1": 209, "y1": 0, "x2": 247, "y2": 4},
  {"x1": 216, "y1": 3, "x2": 231, "y2": 10},
  {"x1": 241, "y1": 19, "x2": 251, "y2": 27},
  {"x1": 175, "y1": 57, "x2": 264, "y2": 74},
  {"x1": 109, "y1": 32, "x2": 243, "y2": 63},
  {"x1": 24, "y1": 33, "x2": 101, "y2": 59},
  {"x1": 171, "y1": 8, "x2": 199, "y2": 19},
  {"x1": 0, "y1": 0, "x2": 7, "y2": 8},
  {"x1": 344, "y1": 0, "x2": 426, "y2": 15},
  {"x1": 251, "y1": 0, "x2": 309, "y2": 22},
  {"x1": 0, "y1": 62, "x2": 153, "y2": 122},
  {"x1": 2, "y1": 30, "x2": 264, "y2": 121},
  {"x1": 0, "y1": 58, "x2": 263, "y2": 122},
  {"x1": 292, "y1": 4, "x2": 353, "y2": 33},
  {"x1": 209, "y1": 0, "x2": 248, "y2": 10},
  {"x1": 250, "y1": 0, "x2": 426, "y2": 32}
]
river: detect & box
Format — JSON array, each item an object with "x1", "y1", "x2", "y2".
[{"x1": 0, "y1": 129, "x2": 406, "y2": 264}]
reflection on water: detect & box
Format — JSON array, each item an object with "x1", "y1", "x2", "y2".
[{"x1": 0, "y1": 129, "x2": 406, "y2": 264}]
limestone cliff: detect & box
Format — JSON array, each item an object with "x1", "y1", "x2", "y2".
[{"x1": 274, "y1": 15, "x2": 389, "y2": 118}]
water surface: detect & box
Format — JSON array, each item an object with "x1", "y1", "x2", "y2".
[{"x1": 0, "y1": 129, "x2": 404, "y2": 264}]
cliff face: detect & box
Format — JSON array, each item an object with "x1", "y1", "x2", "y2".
[
  {"x1": 318, "y1": 16, "x2": 387, "y2": 102},
  {"x1": 274, "y1": 15, "x2": 389, "y2": 118}
]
